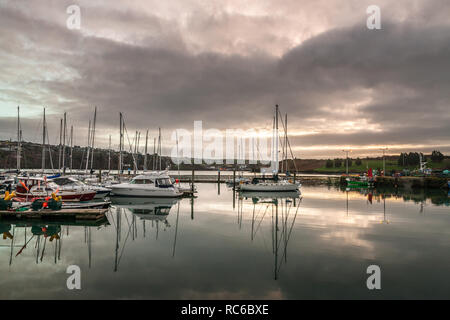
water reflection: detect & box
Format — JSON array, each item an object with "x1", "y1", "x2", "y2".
[
  {"x1": 238, "y1": 191, "x2": 302, "y2": 280},
  {"x1": 1, "y1": 184, "x2": 450, "y2": 299},
  {"x1": 109, "y1": 197, "x2": 182, "y2": 271},
  {"x1": 0, "y1": 219, "x2": 109, "y2": 267},
  {"x1": 339, "y1": 186, "x2": 450, "y2": 217}
]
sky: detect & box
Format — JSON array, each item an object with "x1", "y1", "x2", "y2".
[{"x1": 0, "y1": 0, "x2": 449, "y2": 159}]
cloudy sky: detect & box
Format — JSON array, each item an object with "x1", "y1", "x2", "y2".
[{"x1": 0, "y1": 0, "x2": 449, "y2": 158}]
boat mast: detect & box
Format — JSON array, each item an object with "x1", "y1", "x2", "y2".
[
  {"x1": 118, "y1": 113, "x2": 123, "y2": 175},
  {"x1": 137, "y1": 131, "x2": 141, "y2": 171},
  {"x1": 108, "y1": 134, "x2": 111, "y2": 173},
  {"x1": 158, "y1": 127, "x2": 162, "y2": 170},
  {"x1": 153, "y1": 137, "x2": 156, "y2": 171},
  {"x1": 134, "y1": 130, "x2": 138, "y2": 174},
  {"x1": 274, "y1": 104, "x2": 279, "y2": 176},
  {"x1": 58, "y1": 118, "x2": 62, "y2": 173},
  {"x1": 90, "y1": 106, "x2": 97, "y2": 171},
  {"x1": 85, "y1": 120, "x2": 91, "y2": 173},
  {"x1": 42, "y1": 108, "x2": 46, "y2": 174},
  {"x1": 17, "y1": 106, "x2": 21, "y2": 172},
  {"x1": 176, "y1": 130, "x2": 180, "y2": 180},
  {"x1": 62, "y1": 112, "x2": 67, "y2": 175},
  {"x1": 70, "y1": 125, "x2": 73, "y2": 173},
  {"x1": 285, "y1": 113, "x2": 288, "y2": 173},
  {"x1": 144, "y1": 129, "x2": 148, "y2": 171}
]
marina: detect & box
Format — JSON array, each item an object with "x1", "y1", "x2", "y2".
[{"x1": 1, "y1": 0, "x2": 450, "y2": 306}]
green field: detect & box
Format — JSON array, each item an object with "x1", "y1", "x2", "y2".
[{"x1": 314, "y1": 159, "x2": 450, "y2": 173}]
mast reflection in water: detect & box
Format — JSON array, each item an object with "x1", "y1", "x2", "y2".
[{"x1": 1, "y1": 184, "x2": 450, "y2": 299}]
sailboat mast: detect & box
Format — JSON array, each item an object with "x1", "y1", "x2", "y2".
[
  {"x1": 42, "y1": 108, "x2": 46, "y2": 174},
  {"x1": 90, "y1": 107, "x2": 97, "y2": 170},
  {"x1": 137, "y1": 131, "x2": 141, "y2": 170},
  {"x1": 158, "y1": 128, "x2": 162, "y2": 170},
  {"x1": 176, "y1": 131, "x2": 180, "y2": 180},
  {"x1": 144, "y1": 129, "x2": 148, "y2": 171},
  {"x1": 62, "y1": 112, "x2": 67, "y2": 174},
  {"x1": 134, "y1": 131, "x2": 138, "y2": 174},
  {"x1": 153, "y1": 137, "x2": 156, "y2": 170},
  {"x1": 58, "y1": 118, "x2": 62, "y2": 173},
  {"x1": 17, "y1": 106, "x2": 21, "y2": 172},
  {"x1": 85, "y1": 120, "x2": 91, "y2": 172},
  {"x1": 70, "y1": 126, "x2": 73, "y2": 173},
  {"x1": 118, "y1": 113, "x2": 123, "y2": 174},
  {"x1": 275, "y1": 105, "x2": 279, "y2": 175},
  {"x1": 285, "y1": 113, "x2": 288, "y2": 173},
  {"x1": 108, "y1": 134, "x2": 111, "y2": 172}
]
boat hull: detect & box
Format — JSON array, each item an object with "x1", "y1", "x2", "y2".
[
  {"x1": 93, "y1": 190, "x2": 111, "y2": 199},
  {"x1": 16, "y1": 191, "x2": 96, "y2": 201},
  {"x1": 110, "y1": 185, "x2": 182, "y2": 198},
  {"x1": 240, "y1": 183, "x2": 299, "y2": 192}
]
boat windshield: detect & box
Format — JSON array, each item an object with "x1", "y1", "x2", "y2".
[
  {"x1": 156, "y1": 178, "x2": 172, "y2": 187},
  {"x1": 130, "y1": 179, "x2": 154, "y2": 185},
  {"x1": 52, "y1": 177, "x2": 84, "y2": 186}
]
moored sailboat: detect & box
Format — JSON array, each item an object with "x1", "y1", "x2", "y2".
[{"x1": 240, "y1": 105, "x2": 300, "y2": 192}]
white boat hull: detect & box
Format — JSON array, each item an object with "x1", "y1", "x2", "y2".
[
  {"x1": 240, "y1": 190, "x2": 301, "y2": 199},
  {"x1": 110, "y1": 185, "x2": 182, "y2": 198},
  {"x1": 240, "y1": 182, "x2": 299, "y2": 192}
]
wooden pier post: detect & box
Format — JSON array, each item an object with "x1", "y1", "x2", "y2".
[
  {"x1": 217, "y1": 169, "x2": 221, "y2": 195},
  {"x1": 191, "y1": 167, "x2": 195, "y2": 192}
]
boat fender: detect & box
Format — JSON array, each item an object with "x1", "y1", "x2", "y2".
[
  {"x1": 3, "y1": 232, "x2": 13, "y2": 240},
  {"x1": 3, "y1": 191, "x2": 15, "y2": 201}
]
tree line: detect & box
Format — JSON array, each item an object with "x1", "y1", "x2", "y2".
[{"x1": 325, "y1": 150, "x2": 445, "y2": 169}]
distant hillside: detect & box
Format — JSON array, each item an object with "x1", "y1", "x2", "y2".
[{"x1": 1, "y1": 140, "x2": 448, "y2": 173}]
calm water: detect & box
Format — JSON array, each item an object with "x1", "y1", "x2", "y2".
[{"x1": 1, "y1": 184, "x2": 449, "y2": 299}]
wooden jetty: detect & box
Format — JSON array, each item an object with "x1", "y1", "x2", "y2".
[{"x1": 0, "y1": 208, "x2": 108, "y2": 221}]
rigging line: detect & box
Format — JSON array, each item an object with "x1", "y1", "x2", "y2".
[
  {"x1": 117, "y1": 214, "x2": 134, "y2": 266},
  {"x1": 107, "y1": 211, "x2": 117, "y2": 230},
  {"x1": 45, "y1": 119, "x2": 56, "y2": 173},
  {"x1": 172, "y1": 201, "x2": 180, "y2": 258},
  {"x1": 253, "y1": 204, "x2": 270, "y2": 239},
  {"x1": 253, "y1": 201, "x2": 264, "y2": 223},
  {"x1": 277, "y1": 110, "x2": 298, "y2": 172},
  {"x1": 277, "y1": 202, "x2": 300, "y2": 273},
  {"x1": 122, "y1": 121, "x2": 138, "y2": 170}
]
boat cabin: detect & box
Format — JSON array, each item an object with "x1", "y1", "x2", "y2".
[
  {"x1": 130, "y1": 174, "x2": 174, "y2": 188},
  {"x1": 15, "y1": 177, "x2": 47, "y2": 194}
]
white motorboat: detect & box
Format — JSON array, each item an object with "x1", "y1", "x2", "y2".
[{"x1": 110, "y1": 172, "x2": 183, "y2": 198}]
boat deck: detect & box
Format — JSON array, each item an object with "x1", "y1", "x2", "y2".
[{"x1": 0, "y1": 208, "x2": 108, "y2": 221}]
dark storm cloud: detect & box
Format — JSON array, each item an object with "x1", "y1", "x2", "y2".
[{"x1": 0, "y1": 1, "x2": 449, "y2": 157}]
